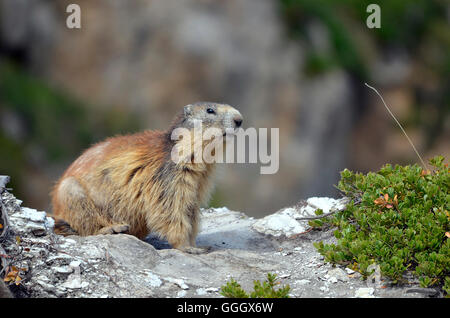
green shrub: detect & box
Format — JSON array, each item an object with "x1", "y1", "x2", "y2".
[
  {"x1": 313, "y1": 156, "x2": 449, "y2": 294},
  {"x1": 220, "y1": 273, "x2": 290, "y2": 298}
]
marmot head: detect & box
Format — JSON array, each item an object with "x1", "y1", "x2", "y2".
[
  {"x1": 168, "y1": 102, "x2": 243, "y2": 165},
  {"x1": 171, "y1": 102, "x2": 243, "y2": 135}
]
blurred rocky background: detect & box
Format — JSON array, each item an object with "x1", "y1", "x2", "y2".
[{"x1": 0, "y1": 0, "x2": 448, "y2": 217}]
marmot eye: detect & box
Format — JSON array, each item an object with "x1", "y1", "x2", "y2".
[{"x1": 206, "y1": 108, "x2": 215, "y2": 114}]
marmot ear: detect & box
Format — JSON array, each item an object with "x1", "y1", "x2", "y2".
[{"x1": 184, "y1": 104, "x2": 193, "y2": 117}]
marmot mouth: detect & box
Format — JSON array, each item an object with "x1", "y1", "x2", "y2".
[{"x1": 223, "y1": 128, "x2": 239, "y2": 137}]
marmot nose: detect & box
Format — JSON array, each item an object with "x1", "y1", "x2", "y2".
[{"x1": 234, "y1": 116, "x2": 243, "y2": 128}]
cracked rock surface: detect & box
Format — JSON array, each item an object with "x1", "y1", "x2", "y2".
[{"x1": 0, "y1": 177, "x2": 431, "y2": 298}]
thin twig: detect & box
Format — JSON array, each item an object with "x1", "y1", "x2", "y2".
[
  {"x1": 295, "y1": 209, "x2": 340, "y2": 221},
  {"x1": 364, "y1": 83, "x2": 427, "y2": 170},
  {"x1": 289, "y1": 227, "x2": 313, "y2": 239},
  {"x1": 295, "y1": 198, "x2": 356, "y2": 221}
]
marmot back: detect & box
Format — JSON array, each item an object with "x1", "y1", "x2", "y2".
[{"x1": 51, "y1": 102, "x2": 243, "y2": 253}]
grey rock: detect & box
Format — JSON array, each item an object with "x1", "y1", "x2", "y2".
[
  {"x1": 296, "y1": 279, "x2": 311, "y2": 286},
  {"x1": 327, "y1": 268, "x2": 349, "y2": 283},
  {"x1": 0, "y1": 175, "x2": 10, "y2": 191},
  {"x1": 345, "y1": 268, "x2": 355, "y2": 274},
  {"x1": 8, "y1": 206, "x2": 54, "y2": 236},
  {"x1": 52, "y1": 266, "x2": 73, "y2": 274},
  {"x1": 355, "y1": 287, "x2": 375, "y2": 298},
  {"x1": 252, "y1": 197, "x2": 348, "y2": 237},
  {"x1": 0, "y1": 182, "x2": 434, "y2": 298},
  {"x1": 165, "y1": 277, "x2": 189, "y2": 290}
]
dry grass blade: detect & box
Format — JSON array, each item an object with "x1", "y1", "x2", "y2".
[{"x1": 364, "y1": 83, "x2": 428, "y2": 170}]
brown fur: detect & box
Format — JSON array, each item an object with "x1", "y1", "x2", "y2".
[{"x1": 51, "y1": 103, "x2": 242, "y2": 252}]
